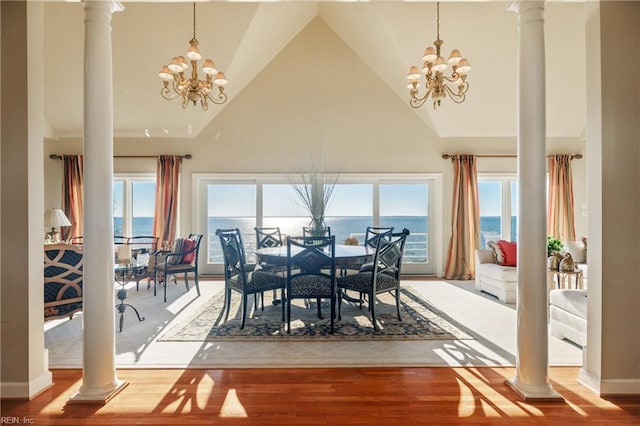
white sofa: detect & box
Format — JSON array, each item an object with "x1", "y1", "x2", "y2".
[
  {"x1": 475, "y1": 248, "x2": 517, "y2": 303},
  {"x1": 549, "y1": 288, "x2": 587, "y2": 347}
]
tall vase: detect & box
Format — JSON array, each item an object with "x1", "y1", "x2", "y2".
[{"x1": 308, "y1": 217, "x2": 327, "y2": 237}]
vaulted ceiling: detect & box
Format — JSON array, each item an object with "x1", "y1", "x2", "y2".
[{"x1": 42, "y1": 1, "x2": 586, "y2": 140}]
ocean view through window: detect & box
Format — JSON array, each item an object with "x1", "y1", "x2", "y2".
[{"x1": 197, "y1": 174, "x2": 440, "y2": 275}]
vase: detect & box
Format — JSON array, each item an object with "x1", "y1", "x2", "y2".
[{"x1": 308, "y1": 217, "x2": 327, "y2": 237}]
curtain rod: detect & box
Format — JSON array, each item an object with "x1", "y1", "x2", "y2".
[
  {"x1": 49, "y1": 154, "x2": 192, "y2": 160},
  {"x1": 442, "y1": 153, "x2": 583, "y2": 160}
]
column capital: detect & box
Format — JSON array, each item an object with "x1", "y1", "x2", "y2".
[
  {"x1": 83, "y1": 0, "x2": 124, "y2": 15},
  {"x1": 508, "y1": 0, "x2": 544, "y2": 23}
]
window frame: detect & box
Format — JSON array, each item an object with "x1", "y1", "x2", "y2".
[
  {"x1": 193, "y1": 173, "x2": 443, "y2": 276},
  {"x1": 113, "y1": 173, "x2": 156, "y2": 237},
  {"x1": 477, "y1": 173, "x2": 518, "y2": 246}
]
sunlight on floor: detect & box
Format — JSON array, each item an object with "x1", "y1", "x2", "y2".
[{"x1": 220, "y1": 389, "x2": 248, "y2": 418}]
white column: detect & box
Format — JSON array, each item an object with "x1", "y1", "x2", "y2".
[
  {"x1": 506, "y1": 1, "x2": 562, "y2": 400},
  {"x1": 70, "y1": 0, "x2": 125, "y2": 403}
]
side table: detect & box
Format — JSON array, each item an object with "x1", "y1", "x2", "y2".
[
  {"x1": 114, "y1": 261, "x2": 147, "y2": 332},
  {"x1": 548, "y1": 268, "x2": 584, "y2": 290}
]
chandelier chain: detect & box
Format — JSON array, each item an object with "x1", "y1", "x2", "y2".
[
  {"x1": 436, "y1": 1, "x2": 440, "y2": 42},
  {"x1": 192, "y1": 2, "x2": 196, "y2": 40}
]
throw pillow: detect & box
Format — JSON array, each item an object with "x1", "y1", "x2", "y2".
[
  {"x1": 168, "y1": 238, "x2": 184, "y2": 264},
  {"x1": 487, "y1": 241, "x2": 505, "y2": 265},
  {"x1": 496, "y1": 240, "x2": 517, "y2": 266},
  {"x1": 581, "y1": 237, "x2": 587, "y2": 262},
  {"x1": 563, "y1": 241, "x2": 586, "y2": 264},
  {"x1": 180, "y1": 238, "x2": 197, "y2": 264}
]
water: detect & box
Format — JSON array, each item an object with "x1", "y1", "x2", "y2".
[{"x1": 115, "y1": 215, "x2": 517, "y2": 263}]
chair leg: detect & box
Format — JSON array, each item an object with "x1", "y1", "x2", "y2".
[
  {"x1": 194, "y1": 272, "x2": 200, "y2": 297},
  {"x1": 395, "y1": 289, "x2": 402, "y2": 321},
  {"x1": 286, "y1": 294, "x2": 292, "y2": 334},
  {"x1": 370, "y1": 292, "x2": 378, "y2": 331},
  {"x1": 329, "y1": 295, "x2": 335, "y2": 334},
  {"x1": 163, "y1": 279, "x2": 168, "y2": 303},
  {"x1": 223, "y1": 288, "x2": 232, "y2": 322},
  {"x1": 184, "y1": 272, "x2": 189, "y2": 291},
  {"x1": 316, "y1": 297, "x2": 323, "y2": 319},
  {"x1": 280, "y1": 288, "x2": 285, "y2": 322},
  {"x1": 260, "y1": 292, "x2": 265, "y2": 311},
  {"x1": 337, "y1": 289, "x2": 342, "y2": 321},
  {"x1": 241, "y1": 294, "x2": 248, "y2": 329}
]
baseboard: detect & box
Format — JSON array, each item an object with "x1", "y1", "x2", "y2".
[
  {"x1": 0, "y1": 370, "x2": 53, "y2": 399},
  {"x1": 578, "y1": 368, "x2": 640, "y2": 395}
]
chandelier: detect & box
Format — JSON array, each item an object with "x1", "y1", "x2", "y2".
[
  {"x1": 158, "y1": 2, "x2": 228, "y2": 110},
  {"x1": 406, "y1": 1, "x2": 471, "y2": 109}
]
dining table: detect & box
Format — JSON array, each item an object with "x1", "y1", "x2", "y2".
[
  {"x1": 255, "y1": 243, "x2": 375, "y2": 306},
  {"x1": 255, "y1": 243, "x2": 375, "y2": 267}
]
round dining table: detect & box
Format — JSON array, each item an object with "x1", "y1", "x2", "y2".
[{"x1": 255, "y1": 244, "x2": 374, "y2": 266}]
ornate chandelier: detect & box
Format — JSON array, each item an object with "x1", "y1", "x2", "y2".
[
  {"x1": 406, "y1": 1, "x2": 471, "y2": 109},
  {"x1": 158, "y1": 2, "x2": 228, "y2": 110}
]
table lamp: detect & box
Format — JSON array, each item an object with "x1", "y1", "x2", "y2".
[{"x1": 44, "y1": 208, "x2": 72, "y2": 243}]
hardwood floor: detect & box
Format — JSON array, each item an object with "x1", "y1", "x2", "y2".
[{"x1": 2, "y1": 367, "x2": 639, "y2": 424}]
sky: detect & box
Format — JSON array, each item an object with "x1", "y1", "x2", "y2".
[{"x1": 114, "y1": 180, "x2": 514, "y2": 218}]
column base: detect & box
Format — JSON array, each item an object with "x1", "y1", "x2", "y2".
[
  {"x1": 68, "y1": 379, "x2": 128, "y2": 405},
  {"x1": 506, "y1": 377, "x2": 564, "y2": 401}
]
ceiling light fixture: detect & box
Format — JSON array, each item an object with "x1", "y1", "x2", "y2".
[
  {"x1": 158, "y1": 2, "x2": 228, "y2": 110},
  {"x1": 406, "y1": 1, "x2": 471, "y2": 109}
]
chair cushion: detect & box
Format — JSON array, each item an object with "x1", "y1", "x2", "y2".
[
  {"x1": 289, "y1": 276, "x2": 333, "y2": 297},
  {"x1": 337, "y1": 271, "x2": 399, "y2": 293},
  {"x1": 229, "y1": 270, "x2": 284, "y2": 294}
]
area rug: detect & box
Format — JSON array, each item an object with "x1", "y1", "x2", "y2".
[{"x1": 159, "y1": 286, "x2": 473, "y2": 342}]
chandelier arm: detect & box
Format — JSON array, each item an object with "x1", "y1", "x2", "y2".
[
  {"x1": 409, "y1": 88, "x2": 433, "y2": 109},
  {"x1": 160, "y1": 86, "x2": 180, "y2": 101},
  {"x1": 207, "y1": 89, "x2": 228, "y2": 105},
  {"x1": 442, "y1": 84, "x2": 466, "y2": 103}
]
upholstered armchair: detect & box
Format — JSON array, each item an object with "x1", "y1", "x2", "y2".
[{"x1": 44, "y1": 244, "x2": 83, "y2": 321}]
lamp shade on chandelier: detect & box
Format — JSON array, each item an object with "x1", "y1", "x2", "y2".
[
  {"x1": 407, "y1": 1, "x2": 471, "y2": 109},
  {"x1": 158, "y1": 2, "x2": 228, "y2": 110}
]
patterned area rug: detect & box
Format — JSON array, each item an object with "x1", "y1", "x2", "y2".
[{"x1": 160, "y1": 286, "x2": 473, "y2": 342}]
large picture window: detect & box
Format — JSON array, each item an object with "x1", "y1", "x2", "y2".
[
  {"x1": 195, "y1": 174, "x2": 441, "y2": 275},
  {"x1": 478, "y1": 175, "x2": 518, "y2": 248},
  {"x1": 113, "y1": 175, "x2": 156, "y2": 237}
]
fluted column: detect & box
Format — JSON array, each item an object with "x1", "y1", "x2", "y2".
[
  {"x1": 506, "y1": 0, "x2": 562, "y2": 400},
  {"x1": 70, "y1": 0, "x2": 124, "y2": 403}
]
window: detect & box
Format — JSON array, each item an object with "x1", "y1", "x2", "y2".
[
  {"x1": 195, "y1": 174, "x2": 440, "y2": 275},
  {"x1": 113, "y1": 175, "x2": 156, "y2": 237},
  {"x1": 478, "y1": 176, "x2": 518, "y2": 248}
]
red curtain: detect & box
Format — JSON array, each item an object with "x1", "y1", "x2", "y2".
[
  {"x1": 444, "y1": 155, "x2": 480, "y2": 280},
  {"x1": 547, "y1": 154, "x2": 576, "y2": 242},
  {"x1": 152, "y1": 156, "x2": 181, "y2": 247},
  {"x1": 61, "y1": 155, "x2": 84, "y2": 241}
]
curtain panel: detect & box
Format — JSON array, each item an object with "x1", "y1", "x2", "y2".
[
  {"x1": 547, "y1": 154, "x2": 576, "y2": 242},
  {"x1": 61, "y1": 155, "x2": 84, "y2": 241},
  {"x1": 152, "y1": 155, "x2": 181, "y2": 247},
  {"x1": 444, "y1": 155, "x2": 480, "y2": 280}
]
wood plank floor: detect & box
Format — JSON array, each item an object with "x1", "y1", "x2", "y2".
[{"x1": 2, "y1": 367, "x2": 639, "y2": 425}]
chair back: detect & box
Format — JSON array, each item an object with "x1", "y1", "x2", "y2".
[
  {"x1": 302, "y1": 226, "x2": 332, "y2": 238},
  {"x1": 44, "y1": 244, "x2": 83, "y2": 321},
  {"x1": 255, "y1": 227, "x2": 283, "y2": 249},
  {"x1": 372, "y1": 228, "x2": 410, "y2": 282},
  {"x1": 364, "y1": 226, "x2": 394, "y2": 248},
  {"x1": 216, "y1": 228, "x2": 249, "y2": 284},
  {"x1": 127, "y1": 235, "x2": 159, "y2": 254},
  {"x1": 287, "y1": 236, "x2": 336, "y2": 282}
]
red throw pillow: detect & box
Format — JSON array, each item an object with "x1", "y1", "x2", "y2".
[
  {"x1": 180, "y1": 238, "x2": 197, "y2": 264},
  {"x1": 496, "y1": 240, "x2": 517, "y2": 266}
]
